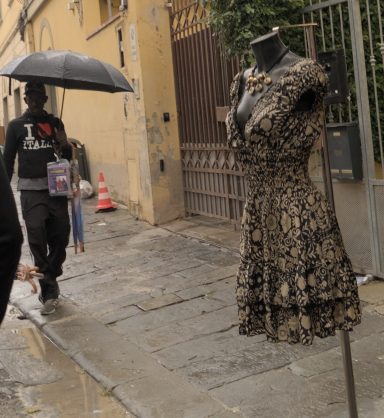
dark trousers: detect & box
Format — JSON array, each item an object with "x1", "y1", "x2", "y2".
[{"x1": 20, "y1": 190, "x2": 70, "y2": 300}]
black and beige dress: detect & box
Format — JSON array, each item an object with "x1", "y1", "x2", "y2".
[{"x1": 226, "y1": 58, "x2": 361, "y2": 345}]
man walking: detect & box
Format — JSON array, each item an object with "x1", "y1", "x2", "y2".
[{"x1": 3, "y1": 81, "x2": 71, "y2": 315}]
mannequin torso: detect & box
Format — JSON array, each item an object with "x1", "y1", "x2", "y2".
[{"x1": 236, "y1": 32, "x2": 315, "y2": 134}]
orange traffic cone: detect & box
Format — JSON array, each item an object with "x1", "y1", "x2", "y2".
[{"x1": 96, "y1": 172, "x2": 117, "y2": 212}]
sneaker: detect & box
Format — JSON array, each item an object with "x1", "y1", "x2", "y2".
[
  {"x1": 40, "y1": 299, "x2": 59, "y2": 315},
  {"x1": 38, "y1": 293, "x2": 45, "y2": 305}
]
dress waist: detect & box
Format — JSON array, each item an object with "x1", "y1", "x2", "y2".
[{"x1": 239, "y1": 148, "x2": 311, "y2": 183}]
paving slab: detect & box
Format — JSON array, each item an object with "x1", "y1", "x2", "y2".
[
  {"x1": 176, "y1": 335, "x2": 341, "y2": 390},
  {"x1": 0, "y1": 348, "x2": 63, "y2": 386},
  {"x1": 97, "y1": 305, "x2": 142, "y2": 325},
  {"x1": 176, "y1": 276, "x2": 236, "y2": 301},
  {"x1": 131, "y1": 305, "x2": 237, "y2": 353},
  {"x1": 359, "y1": 282, "x2": 384, "y2": 304},
  {"x1": 112, "y1": 296, "x2": 228, "y2": 336},
  {"x1": 113, "y1": 376, "x2": 242, "y2": 418},
  {"x1": 136, "y1": 293, "x2": 183, "y2": 311},
  {"x1": 374, "y1": 304, "x2": 384, "y2": 315},
  {"x1": 84, "y1": 292, "x2": 151, "y2": 315},
  {"x1": 154, "y1": 328, "x2": 266, "y2": 370}
]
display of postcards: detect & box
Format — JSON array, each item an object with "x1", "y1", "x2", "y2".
[{"x1": 47, "y1": 159, "x2": 72, "y2": 197}]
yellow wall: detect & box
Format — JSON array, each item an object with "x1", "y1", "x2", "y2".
[
  {"x1": 0, "y1": 0, "x2": 184, "y2": 224},
  {"x1": 0, "y1": 0, "x2": 28, "y2": 124}
]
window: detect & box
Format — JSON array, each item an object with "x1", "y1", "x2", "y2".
[
  {"x1": 117, "y1": 27, "x2": 125, "y2": 68},
  {"x1": 99, "y1": 0, "x2": 119, "y2": 24},
  {"x1": 14, "y1": 87, "x2": 21, "y2": 118}
]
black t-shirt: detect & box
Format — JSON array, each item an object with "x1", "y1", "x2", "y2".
[{"x1": 3, "y1": 110, "x2": 64, "y2": 180}]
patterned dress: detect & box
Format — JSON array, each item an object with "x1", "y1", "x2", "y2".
[{"x1": 226, "y1": 59, "x2": 361, "y2": 345}]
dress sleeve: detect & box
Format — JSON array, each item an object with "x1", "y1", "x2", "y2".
[
  {"x1": 247, "y1": 59, "x2": 327, "y2": 141},
  {"x1": 279, "y1": 59, "x2": 327, "y2": 111}
]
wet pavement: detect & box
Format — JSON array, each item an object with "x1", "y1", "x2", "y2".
[
  {"x1": 7, "y1": 184, "x2": 384, "y2": 418},
  {"x1": 0, "y1": 307, "x2": 132, "y2": 418}
]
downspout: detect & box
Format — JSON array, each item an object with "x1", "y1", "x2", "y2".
[
  {"x1": 107, "y1": 0, "x2": 113, "y2": 18},
  {"x1": 25, "y1": 22, "x2": 36, "y2": 53}
]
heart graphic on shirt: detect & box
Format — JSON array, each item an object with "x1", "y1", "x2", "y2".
[{"x1": 37, "y1": 123, "x2": 52, "y2": 138}]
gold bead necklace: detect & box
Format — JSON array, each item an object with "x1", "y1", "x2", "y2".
[{"x1": 246, "y1": 47, "x2": 289, "y2": 95}]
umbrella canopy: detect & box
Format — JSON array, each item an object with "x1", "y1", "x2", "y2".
[{"x1": 0, "y1": 50, "x2": 133, "y2": 93}]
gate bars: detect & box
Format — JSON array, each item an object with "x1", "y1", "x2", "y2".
[
  {"x1": 169, "y1": 0, "x2": 245, "y2": 222},
  {"x1": 302, "y1": 0, "x2": 384, "y2": 279}
]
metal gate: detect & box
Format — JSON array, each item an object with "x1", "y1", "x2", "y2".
[
  {"x1": 169, "y1": 0, "x2": 383, "y2": 277},
  {"x1": 302, "y1": 0, "x2": 384, "y2": 278},
  {"x1": 169, "y1": 0, "x2": 245, "y2": 222}
]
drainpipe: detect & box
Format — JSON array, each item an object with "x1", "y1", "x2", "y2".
[
  {"x1": 107, "y1": 0, "x2": 113, "y2": 18},
  {"x1": 25, "y1": 22, "x2": 36, "y2": 53}
]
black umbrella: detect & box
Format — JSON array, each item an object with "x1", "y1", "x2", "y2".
[
  {"x1": 0, "y1": 50, "x2": 133, "y2": 93},
  {"x1": 0, "y1": 50, "x2": 134, "y2": 118}
]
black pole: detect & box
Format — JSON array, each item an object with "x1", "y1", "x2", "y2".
[{"x1": 305, "y1": 24, "x2": 359, "y2": 418}]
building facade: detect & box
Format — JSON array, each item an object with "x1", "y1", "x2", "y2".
[{"x1": 0, "y1": 0, "x2": 185, "y2": 225}]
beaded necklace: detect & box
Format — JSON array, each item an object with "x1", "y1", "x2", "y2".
[{"x1": 245, "y1": 47, "x2": 290, "y2": 95}]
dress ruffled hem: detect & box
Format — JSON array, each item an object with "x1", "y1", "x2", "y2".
[{"x1": 238, "y1": 295, "x2": 361, "y2": 345}]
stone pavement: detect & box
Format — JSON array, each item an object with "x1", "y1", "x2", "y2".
[{"x1": 9, "y1": 192, "x2": 384, "y2": 418}]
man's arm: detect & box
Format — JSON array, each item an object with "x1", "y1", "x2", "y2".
[
  {"x1": 3, "y1": 122, "x2": 18, "y2": 181},
  {"x1": 0, "y1": 154, "x2": 23, "y2": 324}
]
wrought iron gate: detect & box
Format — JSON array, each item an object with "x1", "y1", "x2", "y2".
[
  {"x1": 169, "y1": 0, "x2": 383, "y2": 277},
  {"x1": 169, "y1": 0, "x2": 244, "y2": 222},
  {"x1": 302, "y1": 0, "x2": 384, "y2": 278}
]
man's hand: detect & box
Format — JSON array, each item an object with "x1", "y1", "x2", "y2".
[{"x1": 55, "y1": 128, "x2": 68, "y2": 146}]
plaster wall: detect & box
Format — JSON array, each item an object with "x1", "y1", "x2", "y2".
[
  {"x1": 4, "y1": 0, "x2": 185, "y2": 224},
  {"x1": 134, "y1": 0, "x2": 185, "y2": 224},
  {"x1": 0, "y1": 1, "x2": 28, "y2": 125}
]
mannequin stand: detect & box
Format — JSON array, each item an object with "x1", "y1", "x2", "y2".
[{"x1": 303, "y1": 23, "x2": 359, "y2": 418}]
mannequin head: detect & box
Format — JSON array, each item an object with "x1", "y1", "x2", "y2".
[{"x1": 250, "y1": 31, "x2": 289, "y2": 72}]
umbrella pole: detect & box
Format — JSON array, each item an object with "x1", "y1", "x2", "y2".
[{"x1": 59, "y1": 87, "x2": 66, "y2": 121}]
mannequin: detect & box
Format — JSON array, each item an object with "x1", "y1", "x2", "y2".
[
  {"x1": 226, "y1": 31, "x2": 361, "y2": 346},
  {"x1": 236, "y1": 31, "x2": 316, "y2": 133}
]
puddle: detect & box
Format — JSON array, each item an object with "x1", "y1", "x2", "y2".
[{"x1": 10, "y1": 326, "x2": 132, "y2": 417}]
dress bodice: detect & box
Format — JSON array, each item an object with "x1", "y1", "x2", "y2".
[{"x1": 226, "y1": 59, "x2": 327, "y2": 181}]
